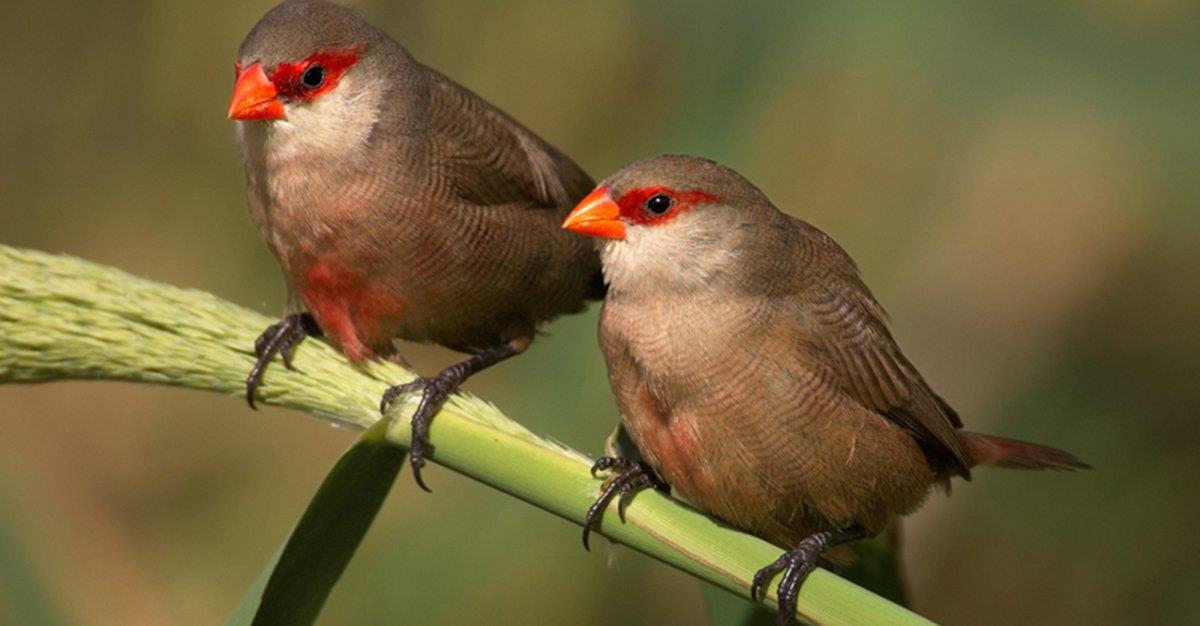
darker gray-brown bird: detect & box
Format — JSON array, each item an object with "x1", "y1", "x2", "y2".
[
  {"x1": 229, "y1": 0, "x2": 602, "y2": 488},
  {"x1": 562, "y1": 155, "x2": 1088, "y2": 624}
]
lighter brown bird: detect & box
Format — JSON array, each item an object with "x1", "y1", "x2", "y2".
[
  {"x1": 229, "y1": 0, "x2": 602, "y2": 487},
  {"x1": 563, "y1": 155, "x2": 1088, "y2": 624}
]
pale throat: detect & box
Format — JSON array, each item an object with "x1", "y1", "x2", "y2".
[
  {"x1": 260, "y1": 73, "x2": 383, "y2": 166},
  {"x1": 600, "y1": 218, "x2": 741, "y2": 295},
  {"x1": 235, "y1": 72, "x2": 384, "y2": 216}
]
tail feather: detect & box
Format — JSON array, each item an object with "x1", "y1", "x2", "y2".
[{"x1": 961, "y1": 431, "x2": 1091, "y2": 471}]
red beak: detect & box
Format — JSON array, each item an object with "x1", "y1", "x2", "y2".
[
  {"x1": 562, "y1": 187, "x2": 626, "y2": 240},
  {"x1": 228, "y1": 63, "x2": 285, "y2": 121}
]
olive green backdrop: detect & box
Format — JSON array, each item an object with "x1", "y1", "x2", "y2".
[{"x1": 1, "y1": 1, "x2": 1197, "y2": 624}]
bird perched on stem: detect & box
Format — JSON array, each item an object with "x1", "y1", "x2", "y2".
[
  {"x1": 562, "y1": 155, "x2": 1088, "y2": 625},
  {"x1": 228, "y1": 0, "x2": 602, "y2": 488}
]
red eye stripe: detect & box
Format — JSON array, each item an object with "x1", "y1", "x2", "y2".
[
  {"x1": 270, "y1": 47, "x2": 362, "y2": 101},
  {"x1": 614, "y1": 186, "x2": 719, "y2": 225}
]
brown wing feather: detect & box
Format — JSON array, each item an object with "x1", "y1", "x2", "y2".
[
  {"x1": 791, "y1": 222, "x2": 972, "y2": 477},
  {"x1": 424, "y1": 68, "x2": 594, "y2": 210}
]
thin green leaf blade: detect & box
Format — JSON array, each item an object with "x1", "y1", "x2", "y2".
[
  {"x1": 227, "y1": 418, "x2": 405, "y2": 626},
  {"x1": 227, "y1": 540, "x2": 286, "y2": 626}
]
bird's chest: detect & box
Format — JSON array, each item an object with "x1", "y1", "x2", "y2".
[
  {"x1": 600, "y1": 296, "x2": 761, "y2": 497},
  {"x1": 281, "y1": 194, "x2": 421, "y2": 362},
  {"x1": 603, "y1": 295, "x2": 761, "y2": 398},
  {"x1": 240, "y1": 119, "x2": 387, "y2": 248},
  {"x1": 239, "y1": 126, "x2": 413, "y2": 359}
]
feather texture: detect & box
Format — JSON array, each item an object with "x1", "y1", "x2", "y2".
[
  {"x1": 590, "y1": 155, "x2": 1085, "y2": 547},
  {"x1": 233, "y1": 0, "x2": 602, "y2": 360}
]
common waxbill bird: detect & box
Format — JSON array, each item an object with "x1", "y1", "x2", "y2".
[
  {"x1": 229, "y1": 0, "x2": 602, "y2": 488},
  {"x1": 562, "y1": 155, "x2": 1088, "y2": 624}
]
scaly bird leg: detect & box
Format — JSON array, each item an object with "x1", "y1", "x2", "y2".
[
  {"x1": 379, "y1": 338, "x2": 526, "y2": 492},
  {"x1": 245, "y1": 313, "x2": 322, "y2": 409},
  {"x1": 581, "y1": 457, "x2": 666, "y2": 550},
  {"x1": 751, "y1": 526, "x2": 870, "y2": 626}
]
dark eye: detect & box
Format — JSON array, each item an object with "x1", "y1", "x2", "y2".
[
  {"x1": 301, "y1": 65, "x2": 326, "y2": 89},
  {"x1": 645, "y1": 194, "x2": 673, "y2": 215}
]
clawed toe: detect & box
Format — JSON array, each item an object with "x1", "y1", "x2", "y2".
[
  {"x1": 581, "y1": 457, "x2": 663, "y2": 550},
  {"x1": 377, "y1": 342, "x2": 525, "y2": 493},
  {"x1": 751, "y1": 526, "x2": 868, "y2": 626},
  {"x1": 245, "y1": 313, "x2": 318, "y2": 409},
  {"x1": 379, "y1": 374, "x2": 461, "y2": 493},
  {"x1": 379, "y1": 380, "x2": 420, "y2": 414}
]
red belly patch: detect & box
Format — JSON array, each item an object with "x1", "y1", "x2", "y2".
[
  {"x1": 301, "y1": 260, "x2": 403, "y2": 362},
  {"x1": 631, "y1": 386, "x2": 717, "y2": 497}
]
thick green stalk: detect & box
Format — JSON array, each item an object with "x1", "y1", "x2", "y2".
[{"x1": 0, "y1": 245, "x2": 933, "y2": 626}]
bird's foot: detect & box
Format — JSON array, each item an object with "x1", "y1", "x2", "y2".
[
  {"x1": 751, "y1": 527, "x2": 868, "y2": 626},
  {"x1": 378, "y1": 342, "x2": 524, "y2": 492},
  {"x1": 581, "y1": 457, "x2": 665, "y2": 550},
  {"x1": 378, "y1": 372, "x2": 461, "y2": 493},
  {"x1": 245, "y1": 313, "x2": 321, "y2": 409}
]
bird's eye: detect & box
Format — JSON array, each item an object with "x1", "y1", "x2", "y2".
[
  {"x1": 301, "y1": 65, "x2": 326, "y2": 89},
  {"x1": 645, "y1": 194, "x2": 673, "y2": 215}
]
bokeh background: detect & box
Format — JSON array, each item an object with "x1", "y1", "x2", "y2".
[{"x1": 2, "y1": 1, "x2": 1198, "y2": 624}]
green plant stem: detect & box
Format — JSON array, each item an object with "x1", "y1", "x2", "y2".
[{"x1": 0, "y1": 245, "x2": 933, "y2": 626}]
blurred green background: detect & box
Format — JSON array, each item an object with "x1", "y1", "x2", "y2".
[{"x1": 2, "y1": 1, "x2": 1198, "y2": 624}]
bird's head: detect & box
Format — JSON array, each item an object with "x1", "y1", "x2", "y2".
[
  {"x1": 228, "y1": 1, "x2": 402, "y2": 156},
  {"x1": 562, "y1": 155, "x2": 772, "y2": 293}
]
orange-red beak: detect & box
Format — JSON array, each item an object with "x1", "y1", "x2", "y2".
[
  {"x1": 562, "y1": 187, "x2": 626, "y2": 240},
  {"x1": 228, "y1": 63, "x2": 285, "y2": 121}
]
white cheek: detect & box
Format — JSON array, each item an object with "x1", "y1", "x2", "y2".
[
  {"x1": 599, "y1": 237, "x2": 637, "y2": 288},
  {"x1": 601, "y1": 215, "x2": 738, "y2": 293},
  {"x1": 263, "y1": 74, "x2": 382, "y2": 163}
]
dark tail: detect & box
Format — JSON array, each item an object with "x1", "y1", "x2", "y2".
[{"x1": 961, "y1": 431, "x2": 1091, "y2": 471}]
